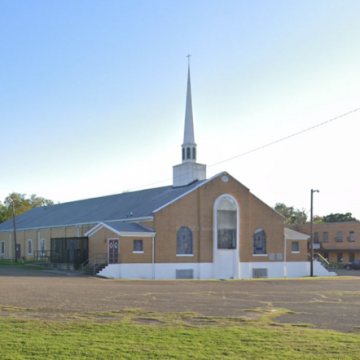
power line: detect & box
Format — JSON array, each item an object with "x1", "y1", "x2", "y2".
[
  {"x1": 208, "y1": 106, "x2": 360, "y2": 168},
  {"x1": 128, "y1": 106, "x2": 360, "y2": 192}
]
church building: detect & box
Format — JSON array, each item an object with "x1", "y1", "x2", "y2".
[{"x1": 0, "y1": 65, "x2": 334, "y2": 279}]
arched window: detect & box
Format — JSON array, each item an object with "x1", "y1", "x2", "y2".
[
  {"x1": 192, "y1": 147, "x2": 196, "y2": 160},
  {"x1": 253, "y1": 228, "x2": 266, "y2": 254},
  {"x1": 182, "y1": 148, "x2": 185, "y2": 160},
  {"x1": 187, "y1": 147, "x2": 191, "y2": 159},
  {"x1": 217, "y1": 197, "x2": 237, "y2": 249},
  {"x1": 177, "y1": 226, "x2": 193, "y2": 255}
]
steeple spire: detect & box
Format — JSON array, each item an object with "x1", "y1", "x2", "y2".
[
  {"x1": 182, "y1": 56, "x2": 197, "y2": 163},
  {"x1": 183, "y1": 61, "x2": 195, "y2": 145},
  {"x1": 173, "y1": 58, "x2": 206, "y2": 187}
]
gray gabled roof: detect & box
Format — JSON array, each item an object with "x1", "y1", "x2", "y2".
[
  {"x1": 102, "y1": 221, "x2": 155, "y2": 234},
  {"x1": 0, "y1": 179, "x2": 208, "y2": 232}
]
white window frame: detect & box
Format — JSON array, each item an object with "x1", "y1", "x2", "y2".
[
  {"x1": 349, "y1": 231, "x2": 355, "y2": 242},
  {"x1": 27, "y1": 239, "x2": 33, "y2": 255},
  {"x1": 0, "y1": 241, "x2": 5, "y2": 255}
]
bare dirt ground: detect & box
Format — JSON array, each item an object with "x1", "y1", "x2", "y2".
[{"x1": 0, "y1": 266, "x2": 359, "y2": 333}]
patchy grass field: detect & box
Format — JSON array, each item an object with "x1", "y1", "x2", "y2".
[
  {"x1": 1, "y1": 267, "x2": 360, "y2": 358},
  {"x1": 1, "y1": 307, "x2": 359, "y2": 360}
]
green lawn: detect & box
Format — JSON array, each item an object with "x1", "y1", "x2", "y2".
[{"x1": 0, "y1": 308, "x2": 359, "y2": 359}]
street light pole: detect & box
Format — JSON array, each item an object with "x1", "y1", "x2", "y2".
[
  {"x1": 6, "y1": 197, "x2": 18, "y2": 263},
  {"x1": 310, "y1": 189, "x2": 319, "y2": 277}
]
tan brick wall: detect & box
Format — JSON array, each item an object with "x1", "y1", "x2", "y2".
[
  {"x1": 39, "y1": 229, "x2": 51, "y2": 254},
  {"x1": 119, "y1": 236, "x2": 152, "y2": 264},
  {"x1": 88, "y1": 227, "x2": 111, "y2": 259},
  {"x1": 246, "y1": 194, "x2": 287, "y2": 262},
  {"x1": 289, "y1": 222, "x2": 360, "y2": 262},
  {"x1": 88, "y1": 227, "x2": 153, "y2": 264},
  {"x1": 0, "y1": 232, "x2": 10, "y2": 259},
  {"x1": 154, "y1": 188, "x2": 200, "y2": 263},
  {"x1": 286, "y1": 240, "x2": 308, "y2": 262},
  {"x1": 153, "y1": 174, "x2": 287, "y2": 264},
  {"x1": 1, "y1": 225, "x2": 95, "y2": 260}
]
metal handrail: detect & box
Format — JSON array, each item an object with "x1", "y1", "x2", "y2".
[
  {"x1": 33, "y1": 250, "x2": 55, "y2": 263},
  {"x1": 81, "y1": 253, "x2": 108, "y2": 274},
  {"x1": 316, "y1": 253, "x2": 330, "y2": 266}
]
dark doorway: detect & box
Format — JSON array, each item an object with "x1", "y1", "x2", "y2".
[{"x1": 108, "y1": 239, "x2": 119, "y2": 264}]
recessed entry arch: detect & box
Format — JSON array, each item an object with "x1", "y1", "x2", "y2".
[{"x1": 213, "y1": 194, "x2": 240, "y2": 279}]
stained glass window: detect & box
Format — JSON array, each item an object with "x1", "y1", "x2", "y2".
[
  {"x1": 177, "y1": 227, "x2": 193, "y2": 254},
  {"x1": 217, "y1": 197, "x2": 237, "y2": 249},
  {"x1": 253, "y1": 228, "x2": 266, "y2": 254}
]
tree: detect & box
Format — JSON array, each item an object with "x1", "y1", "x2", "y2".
[
  {"x1": 313, "y1": 215, "x2": 324, "y2": 224},
  {"x1": 322, "y1": 213, "x2": 358, "y2": 223},
  {"x1": 0, "y1": 203, "x2": 7, "y2": 224},
  {"x1": 0, "y1": 193, "x2": 54, "y2": 224},
  {"x1": 274, "y1": 203, "x2": 307, "y2": 225}
]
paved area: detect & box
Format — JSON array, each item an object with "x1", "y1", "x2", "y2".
[
  {"x1": 0, "y1": 266, "x2": 359, "y2": 333},
  {"x1": 335, "y1": 268, "x2": 360, "y2": 277}
]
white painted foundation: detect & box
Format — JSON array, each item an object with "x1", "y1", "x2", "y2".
[{"x1": 98, "y1": 260, "x2": 336, "y2": 279}]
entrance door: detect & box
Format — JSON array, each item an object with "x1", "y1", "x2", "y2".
[
  {"x1": 217, "y1": 250, "x2": 234, "y2": 279},
  {"x1": 15, "y1": 244, "x2": 21, "y2": 260},
  {"x1": 108, "y1": 239, "x2": 119, "y2": 264}
]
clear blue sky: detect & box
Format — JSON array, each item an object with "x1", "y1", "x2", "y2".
[{"x1": 1, "y1": 0, "x2": 360, "y2": 219}]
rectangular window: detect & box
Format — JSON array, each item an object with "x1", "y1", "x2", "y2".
[
  {"x1": 349, "y1": 231, "x2": 355, "y2": 242},
  {"x1": 323, "y1": 232, "x2": 329, "y2": 242},
  {"x1": 349, "y1": 253, "x2": 355, "y2": 263},
  {"x1": 337, "y1": 253, "x2": 343, "y2": 263},
  {"x1": 314, "y1": 232, "x2": 319, "y2": 243},
  {"x1": 291, "y1": 242, "x2": 299, "y2": 253},
  {"x1": 133, "y1": 240, "x2": 143, "y2": 253},
  {"x1": 0, "y1": 241, "x2": 4, "y2": 255},
  {"x1": 28, "y1": 239, "x2": 32, "y2": 255},
  {"x1": 336, "y1": 231, "x2": 343, "y2": 242}
]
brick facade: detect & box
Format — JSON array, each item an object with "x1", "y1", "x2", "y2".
[{"x1": 289, "y1": 222, "x2": 360, "y2": 263}]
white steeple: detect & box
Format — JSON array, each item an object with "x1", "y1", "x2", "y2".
[
  {"x1": 173, "y1": 57, "x2": 206, "y2": 187},
  {"x1": 183, "y1": 64, "x2": 195, "y2": 145},
  {"x1": 181, "y1": 59, "x2": 197, "y2": 163}
]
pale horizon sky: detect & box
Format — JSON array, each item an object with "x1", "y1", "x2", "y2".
[{"x1": 1, "y1": 0, "x2": 360, "y2": 220}]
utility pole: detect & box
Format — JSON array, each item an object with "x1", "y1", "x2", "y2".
[
  {"x1": 6, "y1": 197, "x2": 18, "y2": 263},
  {"x1": 310, "y1": 189, "x2": 319, "y2": 277}
]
